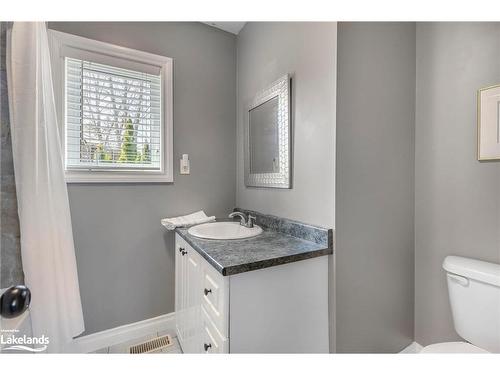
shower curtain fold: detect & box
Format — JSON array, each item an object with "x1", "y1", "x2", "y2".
[{"x1": 6, "y1": 22, "x2": 84, "y2": 352}]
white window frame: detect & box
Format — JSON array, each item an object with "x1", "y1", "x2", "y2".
[{"x1": 48, "y1": 30, "x2": 173, "y2": 183}]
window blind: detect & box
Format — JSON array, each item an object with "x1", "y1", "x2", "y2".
[{"x1": 65, "y1": 58, "x2": 162, "y2": 171}]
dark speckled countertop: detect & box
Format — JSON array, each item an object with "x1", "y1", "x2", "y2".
[{"x1": 174, "y1": 209, "x2": 333, "y2": 276}]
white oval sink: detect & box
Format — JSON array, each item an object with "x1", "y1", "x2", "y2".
[{"x1": 188, "y1": 221, "x2": 263, "y2": 240}]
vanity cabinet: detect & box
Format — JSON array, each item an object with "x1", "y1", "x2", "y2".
[
  {"x1": 175, "y1": 234, "x2": 229, "y2": 353},
  {"x1": 174, "y1": 233, "x2": 330, "y2": 354}
]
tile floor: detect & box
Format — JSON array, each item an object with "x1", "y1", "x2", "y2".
[{"x1": 92, "y1": 329, "x2": 183, "y2": 354}]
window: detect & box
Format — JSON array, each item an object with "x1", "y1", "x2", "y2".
[{"x1": 49, "y1": 31, "x2": 173, "y2": 182}]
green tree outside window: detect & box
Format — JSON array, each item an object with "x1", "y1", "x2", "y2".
[{"x1": 118, "y1": 119, "x2": 137, "y2": 163}]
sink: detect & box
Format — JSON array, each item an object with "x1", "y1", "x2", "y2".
[{"x1": 188, "y1": 221, "x2": 263, "y2": 240}]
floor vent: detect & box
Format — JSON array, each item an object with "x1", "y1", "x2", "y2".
[{"x1": 129, "y1": 335, "x2": 173, "y2": 354}]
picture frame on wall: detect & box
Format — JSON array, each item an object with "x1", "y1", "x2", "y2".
[{"x1": 477, "y1": 84, "x2": 500, "y2": 160}]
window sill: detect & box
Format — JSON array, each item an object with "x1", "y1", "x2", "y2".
[{"x1": 65, "y1": 172, "x2": 173, "y2": 184}]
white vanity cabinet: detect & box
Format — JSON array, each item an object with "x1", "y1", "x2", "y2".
[
  {"x1": 175, "y1": 234, "x2": 229, "y2": 353},
  {"x1": 175, "y1": 233, "x2": 330, "y2": 353}
]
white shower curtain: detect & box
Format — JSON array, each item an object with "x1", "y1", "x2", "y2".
[{"x1": 7, "y1": 22, "x2": 84, "y2": 352}]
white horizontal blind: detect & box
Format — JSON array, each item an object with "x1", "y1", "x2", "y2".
[{"x1": 65, "y1": 58, "x2": 162, "y2": 171}]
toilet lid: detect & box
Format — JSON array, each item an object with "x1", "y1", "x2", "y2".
[{"x1": 421, "y1": 342, "x2": 489, "y2": 353}]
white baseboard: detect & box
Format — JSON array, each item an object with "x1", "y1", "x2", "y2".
[
  {"x1": 400, "y1": 341, "x2": 423, "y2": 354},
  {"x1": 65, "y1": 312, "x2": 175, "y2": 353}
]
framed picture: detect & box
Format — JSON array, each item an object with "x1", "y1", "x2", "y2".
[{"x1": 477, "y1": 84, "x2": 500, "y2": 160}]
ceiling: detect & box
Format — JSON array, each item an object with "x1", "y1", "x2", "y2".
[{"x1": 203, "y1": 22, "x2": 246, "y2": 35}]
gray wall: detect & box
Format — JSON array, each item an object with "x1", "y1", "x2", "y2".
[
  {"x1": 0, "y1": 22, "x2": 23, "y2": 289},
  {"x1": 415, "y1": 23, "x2": 500, "y2": 346},
  {"x1": 336, "y1": 22, "x2": 416, "y2": 353},
  {"x1": 48, "y1": 22, "x2": 237, "y2": 335},
  {"x1": 235, "y1": 22, "x2": 337, "y2": 352},
  {"x1": 236, "y1": 22, "x2": 336, "y2": 229}
]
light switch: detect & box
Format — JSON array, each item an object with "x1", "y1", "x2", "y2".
[{"x1": 180, "y1": 154, "x2": 190, "y2": 175}]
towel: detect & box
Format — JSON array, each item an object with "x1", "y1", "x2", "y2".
[{"x1": 161, "y1": 210, "x2": 216, "y2": 230}]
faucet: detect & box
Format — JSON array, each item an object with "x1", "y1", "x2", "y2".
[{"x1": 228, "y1": 211, "x2": 256, "y2": 228}]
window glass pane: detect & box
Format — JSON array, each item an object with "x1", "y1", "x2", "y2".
[{"x1": 65, "y1": 58, "x2": 162, "y2": 171}]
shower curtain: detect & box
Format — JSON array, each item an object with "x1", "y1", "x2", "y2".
[{"x1": 6, "y1": 22, "x2": 84, "y2": 352}]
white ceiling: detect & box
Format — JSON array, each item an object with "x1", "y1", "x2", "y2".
[{"x1": 203, "y1": 22, "x2": 246, "y2": 35}]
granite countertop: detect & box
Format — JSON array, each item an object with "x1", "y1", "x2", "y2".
[{"x1": 174, "y1": 210, "x2": 333, "y2": 276}]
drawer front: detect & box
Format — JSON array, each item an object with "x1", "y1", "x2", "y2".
[
  {"x1": 201, "y1": 261, "x2": 228, "y2": 336},
  {"x1": 201, "y1": 307, "x2": 227, "y2": 353},
  {"x1": 203, "y1": 271, "x2": 220, "y2": 312}
]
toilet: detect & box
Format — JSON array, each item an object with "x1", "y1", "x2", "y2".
[{"x1": 421, "y1": 256, "x2": 500, "y2": 353}]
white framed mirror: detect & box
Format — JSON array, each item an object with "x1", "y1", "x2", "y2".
[{"x1": 244, "y1": 74, "x2": 291, "y2": 188}]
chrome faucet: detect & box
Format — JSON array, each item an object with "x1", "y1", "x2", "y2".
[{"x1": 228, "y1": 211, "x2": 256, "y2": 228}]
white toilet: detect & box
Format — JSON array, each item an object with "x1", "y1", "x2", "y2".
[{"x1": 421, "y1": 256, "x2": 500, "y2": 353}]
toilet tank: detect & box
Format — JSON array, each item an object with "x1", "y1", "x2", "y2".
[{"x1": 443, "y1": 256, "x2": 500, "y2": 353}]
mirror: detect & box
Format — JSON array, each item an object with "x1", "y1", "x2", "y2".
[
  {"x1": 245, "y1": 75, "x2": 291, "y2": 188},
  {"x1": 249, "y1": 96, "x2": 280, "y2": 174}
]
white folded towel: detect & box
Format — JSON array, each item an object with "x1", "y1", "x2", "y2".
[{"x1": 161, "y1": 210, "x2": 216, "y2": 230}]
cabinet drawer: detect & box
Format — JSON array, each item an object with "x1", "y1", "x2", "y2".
[
  {"x1": 201, "y1": 306, "x2": 227, "y2": 353},
  {"x1": 201, "y1": 262, "x2": 228, "y2": 336}
]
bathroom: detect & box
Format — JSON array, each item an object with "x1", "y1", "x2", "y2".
[{"x1": 1, "y1": 1, "x2": 500, "y2": 373}]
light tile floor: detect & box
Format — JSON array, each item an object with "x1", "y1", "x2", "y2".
[{"x1": 93, "y1": 329, "x2": 182, "y2": 354}]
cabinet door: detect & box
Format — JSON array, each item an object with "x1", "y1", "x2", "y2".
[
  {"x1": 183, "y1": 248, "x2": 202, "y2": 353},
  {"x1": 174, "y1": 235, "x2": 187, "y2": 346}
]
